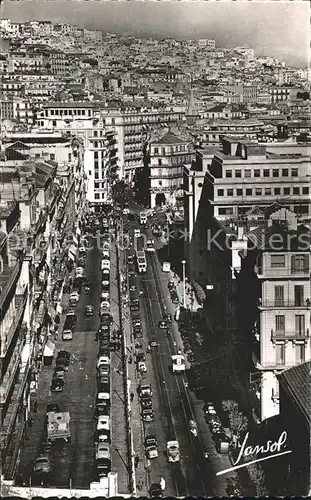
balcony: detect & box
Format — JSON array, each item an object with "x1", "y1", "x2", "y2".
[
  {"x1": 0, "y1": 332, "x2": 26, "y2": 405},
  {"x1": 1, "y1": 285, "x2": 28, "y2": 357},
  {"x1": 259, "y1": 299, "x2": 311, "y2": 309},
  {"x1": 0, "y1": 358, "x2": 30, "y2": 452},
  {"x1": 252, "y1": 351, "x2": 293, "y2": 371},
  {"x1": 0, "y1": 260, "x2": 22, "y2": 313},
  {"x1": 291, "y1": 268, "x2": 310, "y2": 276},
  {"x1": 270, "y1": 329, "x2": 310, "y2": 342}
]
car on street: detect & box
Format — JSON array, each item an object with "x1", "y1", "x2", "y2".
[
  {"x1": 149, "y1": 483, "x2": 163, "y2": 497},
  {"x1": 57, "y1": 350, "x2": 70, "y2": 361},
  {"x1": 158, "y1": 319, "x2": 168, "y2": 329},
  {"x1": 65, "y1": 311, "x2": 77, "y2": 328},
  {"x1": 100, "y1": 313, "x2": 113, "y2": 325},
  {"x1": 96, "y1": 442, "x2": 111, "y2": 460},
  {"x1": 50, "y1": 378, "x2": 65, "y2": 392},
  {"x1": 98, "y1": 365, "x2": 110, "y2": 378},
  {"x1": 133, "y1": 327, "x2": 143, "y2": 339},
  {"x1": 100, "y1": 300, "x2": 110, "y2": 310},
  {"x1": 163, "y1": 313, "x2": 172, "y2": 324},
  {"x1": 97, "y1": 356, "x2": 110, "y2": 367},
  {"x1": 141, "y1": 408, "x2": 154, "y2": 422},
  {"x1": 33, "y1": 455, "x2": 51, "y2": 474},
  {"x1": 132, "y1": 317, "x2": 142, "y2": 328},
  {"x1": 98, "y1": 380, "x2": 110, "y2": 394},
  {"x1": 140, "y1": 397, "x2": 152, "y2": 409},
  {"x1": 76, "y1": 266, "x2": 84, "y2": 275},
  {"x1": 85, "y1": 305, "x2": 95, "y2": 317},
  {"x1": 62, "y1": 329, "x2": 73, "y2": 341},
  {"x1": 79, "y1": 246, "x2": 87, "y2": 256},
  {"x1": 97, "y1": 415, "x2": 110, "y2": 431},
  {"x1": 94, "y1": 429, "x2": 111, "y2": 444},
  {"x1": 144, "y1": 435, "x2": 158, "y2": 459},
  {"x1": 103, "y1": 242, "x2": 110, "y2": 250},
  {"x1": 46, "y1": 403, "x2": 60, "y2": 413},
  {"x1": 101, "y1": 291, "x2": 110, "y2": 301},
  {"x1": 203, "y1": 402, "x2": 217, "y2": 416},
  {"x1": 102, "y1": 250, "x2": 110, "y2": 259},
  {"x1": 69, "y1": 291, "x2": 79, "y2": 302},
  {"x1": 53, "y1": 366, "x2": 66, "y2": 380},
  {"x1": 168, "y1": 281, "x2": 175, "y2": 291},
  {"x1": 101, "y1": 259, "x2": 110, "y2": 270},
  {"x1": 149, "y1": 339, "x2": 158, "y2": 348},
  {"x1": 138, "y1": 360, "x2": 147, "y2": 373}
]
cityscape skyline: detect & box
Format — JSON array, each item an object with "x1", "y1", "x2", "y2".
[{"x1": 1, "y1": 0, "x2": 309, "y2": 68}]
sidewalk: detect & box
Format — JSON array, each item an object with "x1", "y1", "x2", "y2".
[
  {"x1": 109, "y1": 244, "x2": 130, "y2": 494},
  {"x1": 156, "y1": 265, "x2": 240, "y2": 496},
  {"x1": 119, "y1": 249, "x2": 148, "y2": 496}
]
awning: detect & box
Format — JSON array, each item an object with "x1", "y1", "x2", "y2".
[
  {"x1": 68, "y1": 244, "x2": 77, "y2": 261},
  {"x1": 43, "y1": 339, "x2": 55, "y2": 357}
]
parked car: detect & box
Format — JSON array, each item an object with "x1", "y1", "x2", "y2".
[
  {"x1": 62, "y1": 329, "x2": 73, "y2": 341},
  {"x1": 85, "y1": 305, "x2": 94, "y2": 317},
  {"x1": 102, "y1": 250, "x2": 110, "y2": 259},
  {"x1": 100, "y1": 300, "x2": 110, "y2": 310},
  {"x1": 94, "y1": 429, "x2": 111, "y2": 444},
  {"x1": 158, "y1": 319, "x2": 168, "y2": 329},
  {"x1": 53, "y1": 366, "x2": 66, "y2": 380},
  {"x1": 140, "y1": 397, "x2": 152, "y2": 409},
  {"x1": 57, "y1": 350, "x2": 70, "y2": 361},
  {"x1": 97, "y1": 415, "x2": 110, "y2": 431},
  {"x1": 141, "y1": 408, "x2": 154, "y2": 422},
  {"x1": 33, "y1": 455, "x2": 51, "y2": 474},
  {"x1": 101, "y1": 291, "x2": 110, "y2": 301},
  {"x1": 97, "y1": 356, "x2": 110, "y2": 367},
  {"x1": 96, "y1": 442, "x2": 111, "y2": 460},
  {"x1": 50, "y1": 378, "x2": 65, "y2": 392},
  {"x1": 46, "y1": 403, "x2": 60, "y2": 413}
]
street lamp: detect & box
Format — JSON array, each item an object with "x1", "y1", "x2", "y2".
[{"x1": 182, "y1": 259, "x2": 186, "y2": 308}]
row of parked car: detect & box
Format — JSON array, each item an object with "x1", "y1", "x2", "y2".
[
  {"x1": 203, "y1": 402, "x2": 230, "y2": 454},
  {"x1": 93, "y1": 235, "x2": 113, "y2": 480},
  {"x1": 168, "y1": 280, "x2": 179, "y2": 305}
]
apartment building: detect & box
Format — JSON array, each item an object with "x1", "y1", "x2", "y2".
[
  {"x1": 204, "y1": 137, "x2": 310, "y2": 221},
  {"x1": 0, "y1": 135, "x2": 85, "y2": 478},
  {"x1": 238, "y1": 211, "x2": 310, "y2": 421},
  {"x1": 7, "y1": 52, "x2": 47, "y2": 73},
  {"x1": 148, "y1": 131, "x2": 193, "y2": 208}
]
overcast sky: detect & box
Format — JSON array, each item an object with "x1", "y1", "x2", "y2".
[{"x1": 2, "y1": 0, "x2": 309, "y2": 67}]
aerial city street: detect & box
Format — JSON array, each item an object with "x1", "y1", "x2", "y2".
[{"x1": 0, "y1": 2, "x2": 310, "y2": 498}]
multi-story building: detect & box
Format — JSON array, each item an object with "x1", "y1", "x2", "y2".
[
  {"x1": 148, "y1": 131, "x2": 193, "y2": 208},
  {"x1": 238, "y1": 211, "x2": 311, "y2": 421},
  {"x1": 204, "y1": 137, "x2": 310, "y2": 221},
  {"x1": 7, "y1": 52, "x2": 47, "y2": 73}
]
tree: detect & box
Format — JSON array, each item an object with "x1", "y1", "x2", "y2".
[
  {"x1": 222, "y1": 400, "x2": 248, "y2": 440},
  {"x1": 244, "y1": 452, "x2": 268, "y2": 495}
]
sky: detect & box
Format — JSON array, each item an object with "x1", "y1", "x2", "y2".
[{"x1": 1, "y1": 0, "x2": 309, "y2": 68}]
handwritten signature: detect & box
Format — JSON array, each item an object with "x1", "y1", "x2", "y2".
[{"x1": 217, "y1": 430, "x2": 292, "y2": 476}]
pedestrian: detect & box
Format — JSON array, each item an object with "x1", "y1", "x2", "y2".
[
  {"x1": 130, "y1": 392, "x2": 134, "y2": 402},
  {"x1": 134, "y1": 456, "x2": 140, "y2": 468},
  {"x1": 33, "y1": 400, "x2": 38, "y2": 413}
]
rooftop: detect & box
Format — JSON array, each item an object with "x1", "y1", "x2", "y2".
[
  {"x1": 151, "y1": 132, "x2": 188, "y2": 145},
  {"x1": 277, "y1": 361, "x2": 311, "y2": 425}
]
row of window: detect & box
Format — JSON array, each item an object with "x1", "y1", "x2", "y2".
[
  {"x1": 270, "y1": 254, "x2": 309, "y2": 271},
  {"x1": 153, "y1": 146, "x2": 187, "y2": 155},
  {"x1": 274, "y1": 343, "x2": 305, "y2": 365},
  {"x1": 225, "y1": 168, "x2": 299, "y2": 178},
  {"x1": 217, "y1": 185, "x2": 309, "y2": 197},
  {"x1": 94, "y1": 192, "x2": 106, "y2": 200},
  {"x1": 218, "y1": 205, "x2": 310, "y2": 216},
  {"x1": 275, "y1": 314, "x2": 306, "y2": 334},
  {"x1": 47, "y1": 108, "x2": 92, "y2": 117}
]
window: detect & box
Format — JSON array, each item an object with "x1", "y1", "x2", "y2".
[
  {"x1": 271, "y1": 255, "x2": 285, "y2": 267},
  {"x1": 282, "y1": 168, "x2": 288, "y2": 177},
  {"x1": 275, "y1": 315, "x2": 285, "y2": 333},
  {"x1": 291, "y1": 169, "x2": 298, "y2": 177},
  {"x1": 295, "y1": 315, "x2": 305, "y2": 335},
  {"x1": 294, "y1": 285, "x2": 304, "y2": 306},
  {"x1": 154, "y1": 147, "x2": 158, "y2": 154},
  {"x1": 275, "y1": 344, "x2": 285, "y2": 365},
  {"x1": 50, "y1": 153, "x2": 55, "y2": 160},
  {"x1": 218, "y1": 207, "x2": 233, "y2": 215},
  {"x1": 292, "y1": 187, "x2": 299, "y2": 195},
  {"x1": 235, "y1": 170, "x2": 241, "y2": 178},
  {"x1": 35, "y1": 153, "x2": 40, "y2": 158},
  {"x1": 273, "y1": 169, "x2": 279, "y2": 177},
  {"x1": 245, "y1": 170, "x2": 251, "y2": 178},
  {"x1": 296, "y1": 345, "x2": 305, "y2": 364},
  {"x1": 263, "y1": 169, "x2": 269, "y2": 177},
  {"x1": 274, "y1": 188, "x2": 281, "y2": 195},
  {"x1": 291, "y1": 254, "x2": 309, "y2": 274},
  {"x1": 237, "y1": 189, "x2": 243, "y2": 196},
  {"x1": 274, "y1": 286, "x2": 284, "y2": 306},
  {"x1": 158, "y1": 180, "x2": 163, "y2": 186},
  {"x1": 265, "y1": 187, "x2": 271, "y2": 195},
  {"x1": 158, "y1": 159, "x2": 162, "y2": 167},
  {"x1": 94, "y1": 193, "x2": 100, "y2": 199},
  {"x1": 94, "y1": 151, "x2": 98, "y2": 159},
  {"x1": 94, "y1": 172, "x2": 99, "y2": 180},
  {"x1": 225, "y1": 170, "x2": 232, "y2": 178},
  {"x1": 246, "y1": 188, "x2": 252, "y2": 196},
  {"x1": 68, "y1": 153, "x2": 71, "y2": 161},
  {"x1": 302, "y1": 187, "x2": 309, "y2": 195},
  {"x1": 255, "y1": 188, "x2": 262, "y2": 196},
  {"x1": 52, "y1": 120, "x2": 56, "y2": 127},
  {"x1": 254, "y1": 169, "x2": 260, "y2": 177},
  {"x1": 102, "y1": 193, "x2": 106, "y2": 199},
  {"x1": 94, "y1": 182, "x2": 99, "y2": 189},
  {"x1": 88, "y1": 170, "x2": 92, "y2": 176},
  {"x1": 283, "y1": 187, "x2": 290, "y2": 195},
  {"x1": 217, "y1": 189, "x2": 224, "y2": 196}
]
